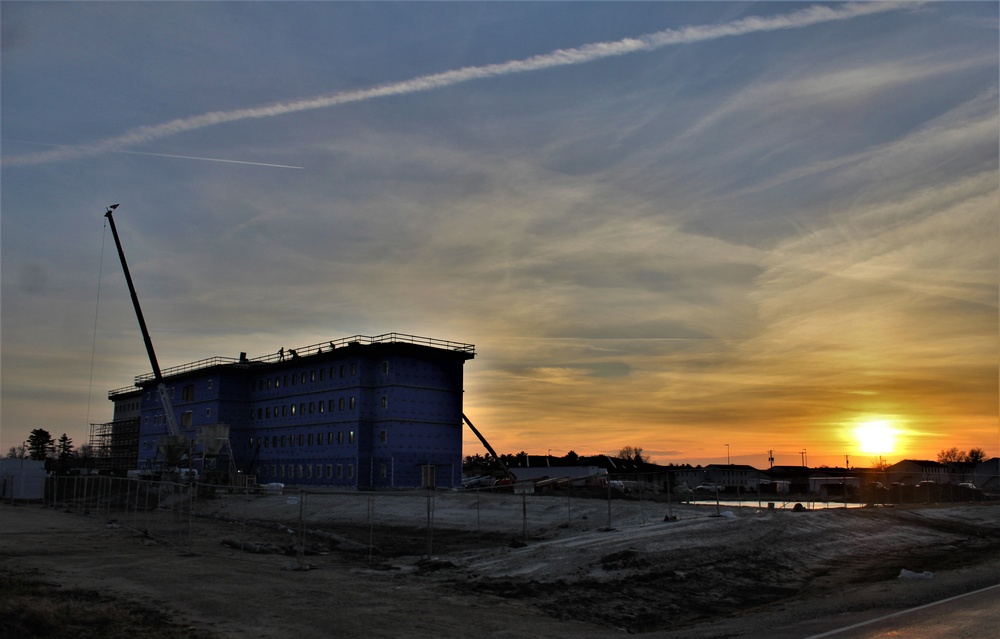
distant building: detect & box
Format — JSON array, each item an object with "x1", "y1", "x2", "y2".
[
  {"x1": 105, "y1": 333, "x2": 475, "y2": 488},
  {"x1": 808, "y1": 473, "x2": 861, "y2": 499},
  {"x1": 973, "y1": 458, "x2": 999, "y2": 492},
  {"x1": 507, "y1": 466, "x2": 606, "y2": 485},
  {"x1": 0, "y1": 459, "x2": 47, "y2": 500},
  {"x1": 700, "y1": 464, "x2": 760, "y2": 490},
  {"x1": 886, "y1": 459, "x2": 952, "y2": 485},
  {"x1": 575, "y1": 457, "x2": 697, "y2": 492},
  {"x1": 673, "y1": 466, "x2": 703, "y2": 491},
  {"x1": 763, "y1": 466, "x2": 813, "y2": 494}
]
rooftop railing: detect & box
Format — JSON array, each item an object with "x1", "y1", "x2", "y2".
[
  {"x1": 122, "y1": 333, "x2": 475, "y2": 389},
  {"x1": 108, "y1": 385, "x2": 142, "y2": 398},
  {"x1": 251, "y1": 333, "x2": 476, "y2": 365}
]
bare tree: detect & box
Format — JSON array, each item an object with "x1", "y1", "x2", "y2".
[
  {"x1": 870, "y1": 456, "x2": 890, "y2": 472},
  {"x1": 617, "y1": 445, "x2": 649, "y2": 463},
  {"x1": 77, "y1": 444, "x2": 94, "y2": 462},
  {"x1": 967, "y1": 447, "x2": 987, "y2": 465},
  {"x1": 936, "y1": 447, "x2": 967, "y2": 464},
  {"x1": 6, "y1": 444, "x2": 28, "y2": 459}
]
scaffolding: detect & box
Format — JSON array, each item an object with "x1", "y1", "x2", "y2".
[{"x1": 89, "y1": 418, "x2": 140, "y2": 475}]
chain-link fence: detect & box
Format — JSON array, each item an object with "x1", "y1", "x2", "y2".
[
  {"x1": 23, "y1": 475, "x2": 685, "y2": 563},
  {"x1": 9, "y1": 472, "x2": 998, "y2": 567},
  {"x1": 613, "y1": 468, "x2": 1000, "y2": 509}
]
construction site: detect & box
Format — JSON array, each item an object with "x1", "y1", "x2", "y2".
[
  {"x1": 2, "y1": 478, "x2": 1000, "y2": 638},
  {"x1": 88, "y1": 206, "x2": 480, "y2": 492},
  {"x1": 6, "y1": 207, "x2": 996, "y2": 637}
]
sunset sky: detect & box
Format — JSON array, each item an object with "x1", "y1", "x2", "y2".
[{"x1": 2, "y1": 2, "x2": 997, "y2": 469}]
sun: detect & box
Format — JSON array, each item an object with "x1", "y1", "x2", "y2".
[{"x1": 852, "y1": 420, "x2": 897, "y2": 454}]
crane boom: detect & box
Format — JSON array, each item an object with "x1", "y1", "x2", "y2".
[
  {"x1": 462, "y1": 413, "x2": 514, "y2": 481},
  {"x1": 104, "y1": 205, "x2": 180, "y2": 438}
]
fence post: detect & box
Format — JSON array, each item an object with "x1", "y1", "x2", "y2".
[
  {"x1": 188, "y1": 480, "x2": 196, "y2": 554},
  {"x1": 82, "y1": 474, "x2": 90, "y2": 515},
  {"x1": 144, "y1": 479, "x2": 151, "y2": 530},
  {"x1": 637, "y1": 473, "x2": 645, "y2": 524},
  {"x1": 666, "y1": 474, "x2": 673, "y2": 521},
  {"x1": 368, "y1": 493, "x2": 375, "y2": 565},
  {"x1": 297, "y1": 489, "x2": 305, "y2": 565},
  {"x1": 606, "y1": 478, "x2": 612, "y2": 530},
  {"x1": 134, "y1": 479, "x2": 142, "y2": 527},
  {"x1": 426, "y1": 490, "x2": 434, "y2": 559},
  {"x1": 124, "y1": 478, "x2": 131, "y2": 528},
  {"x1": 522, "y1": 489, "x2": 528, "y2": 543}
]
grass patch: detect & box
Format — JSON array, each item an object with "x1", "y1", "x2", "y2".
[{"x1": 0, "y1": 570, "x2": 216, "y2": 639}]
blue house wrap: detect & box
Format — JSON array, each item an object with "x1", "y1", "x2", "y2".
[{"x1": 110, "y1": 333, "x2": 475, "y2": 488}]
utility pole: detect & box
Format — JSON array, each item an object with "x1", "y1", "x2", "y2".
[
  {"x1": 768, "y1": 450, "x2": 774, "y2": 469},
  {"x1": 725, "y1": 443, "x2": 730, "y2": 466},
  {"x1": 800, "y1": 449, "x2": 807, "y2": 467}
]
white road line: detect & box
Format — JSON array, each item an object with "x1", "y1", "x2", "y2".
[{"x1": 802, "y1": 582, "x2": 1000, "y2": 639}]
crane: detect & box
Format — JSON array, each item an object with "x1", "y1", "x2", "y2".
[
  {"x1": 462, "y1": 413, "x2": 515, "y2": 482},
  {"x1": 104, "y1": 205, "x2": 185, "y2": 466}
]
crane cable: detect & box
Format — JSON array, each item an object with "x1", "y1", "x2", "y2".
[{"x1": 85, "y1": 218, "x2": 109, "y2": 437}]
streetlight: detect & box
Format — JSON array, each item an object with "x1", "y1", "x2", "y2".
[
  {"x1": 800, "y1": 449, "x2": 807, "y2": 467},
  {"x1": 725, "y1": 443, "x2": 730, "y2": 466}
]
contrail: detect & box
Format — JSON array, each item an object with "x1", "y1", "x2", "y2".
[
  {"x1": 4, "y1": 2, "x2": 910, "y2": 167},
  {"x1": 95, "y1": 149, "x2": 303, "y2": 169},
  {"x1": 7, "y1": 142, "x2": 304, "y2": 169}
]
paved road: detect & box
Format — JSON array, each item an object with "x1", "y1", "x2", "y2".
[{"x1": 804, "y1": 583, "x2": 1000, "y2": 639}]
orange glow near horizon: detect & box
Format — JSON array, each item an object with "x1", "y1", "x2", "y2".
[{"x1": 459, "y1": 400, "x2": 1000, "y2": 469}]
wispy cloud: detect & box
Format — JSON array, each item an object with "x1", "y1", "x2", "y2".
[{"x1": 3, "y1": 2, "x2": 910, "y2": 167}]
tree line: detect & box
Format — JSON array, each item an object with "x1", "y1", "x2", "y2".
[
  {"x1": 6, "y1": 428, "x2": 92, "y2": 471},
  {"x1": 465, "y1": 445, "x2": 651, "y2": 469},
  {"x1": 469, "y1": 444, "x2": 993, "y2": 471},
  {"x1": 936, "y1": 447, "x2": 987, "y2": 466},
  {"x1": 10, "y1": 430, "x2": 990, "y2": 472}
]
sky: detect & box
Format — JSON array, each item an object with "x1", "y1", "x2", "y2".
[{"x1": 1, "y1": 1, "x2": 997, "y2": 469}]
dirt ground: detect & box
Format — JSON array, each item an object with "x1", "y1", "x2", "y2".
[{"x1": 2, "y1": 496, "x2": 999, "y2": 638}]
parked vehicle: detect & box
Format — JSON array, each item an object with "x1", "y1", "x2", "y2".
[
  {"x1": 694, "y1": 483, "x2": 719, "y2": 492},
  {"x1": 176, "y1": 468, "x2": 199, "y2": 482}
]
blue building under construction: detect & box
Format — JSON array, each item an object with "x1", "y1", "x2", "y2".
[{"x1": 105, "y1": 333, "x2": 475, "y2": 488}]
